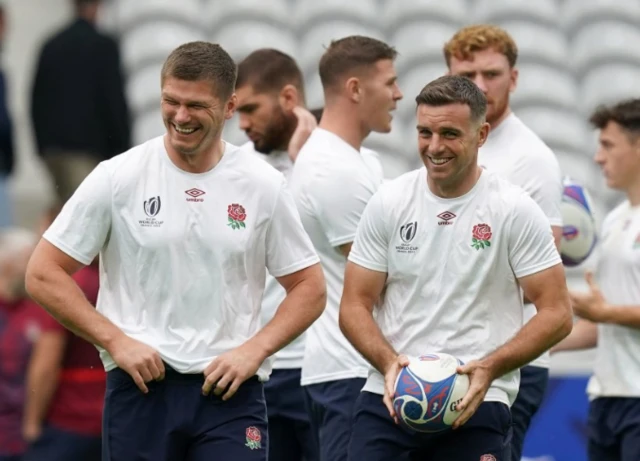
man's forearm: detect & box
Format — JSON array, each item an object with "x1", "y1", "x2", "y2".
[
  {"x1": 340, "y1": 302, "x2": 397, "y2": 374},
  {"x1": 248, "y1": 276, "x2": 325, "y2": 359},
  {"x1": 552, "y1": 319, "x2": 597, "y2": 353},
  {"x1": 602, "y1": 305, "x2": 640, "y2": 329},
  {"x1": 23, "y1": 364, "x2": 60, "y2": 433},
  {"x1": 26, "y1": 265, "x2": 124, "y2": 350},
  {"x1": 484, "y1": 306, "x2": 572, "y2": 379}
]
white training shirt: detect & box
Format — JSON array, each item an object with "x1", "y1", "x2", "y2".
[
  {"x1": 290, "y1": 128, "x2": 384, "y2": 385},
  {"x1": 479, "y1": 113, "x2": 563, "y2": 369},
  {"x1": 349, "y1": 168, "x2": 561, "y2": 406},
  {"x1": 241, "y1": 141, "x2": 303, "y2": 369},
  {"x1": 587, "y1": 201, "x2": 640, "y2": 398},
  {"x1": 43, "y1": 136, "x2": 319, "y2": 380}
]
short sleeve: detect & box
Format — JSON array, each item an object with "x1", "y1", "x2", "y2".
[
  {"x1": 509, "y1": 192, "x2": 562, "y2": 278},
  {"x1": 314, "y1": 169, "x2": 378, "y2": 247},
  {"x1": 43, "y1": 163, "x2": 112, "y2": 265},
  {"x1": 348, "y1": 190, "x2": 389, "y2": 273},
  {"x1": 265, "y1": 181, "x2": 320, "y2": 277}
]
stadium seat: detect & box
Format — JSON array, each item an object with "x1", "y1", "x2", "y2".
[
  {"x1": 474, "y1": 0, "x2": 560, "y2": 26},
  {"x1": 304, "y1": 73, "x2": 325, "y2": 113},
  {"x1": 510, "y1": 63, "x2": 578, "y2": 111},
  {"x1": 294, "y1": 0, "x2": 380, "y2": 32},
  {"x1": 497, "y1": 21, "x2": 569, "y2": 68},
  {"x1": 580, "y1": 64, "x2": 640, "y2": 116},
  {"x1": 516, "y1": 107, "x2": 591, "y2": 154},
  {"x1": 120, "y1": 22, "x2": 206, "y2": 73},
  {"x1": 571, "y1": 21, "x2": 640, "y2": 74},
  {"x1": 115, "y1": 0, "x2": 201, "y2": 31},
  {"x1": 298, "y1": 21, "x2": 386, "y2": 76},
  {"x1": 396, "y1": 63, "x2": 448, "y2": 123},
  {"x1": 564, "y1": 0, "x2": 640, "y2": 34},
  {"x1": 382, "y1": 0, "x2": 468, "y2": 36},
  {"x1": 126, "y1": 63, "x2": 163, "y2": 115},
  {"x1": 211, "y1": 23, "x2": 298, "y2": 62},
  {"x1": 205, "y1": 0, "x2": 290, "y2": 27},
  {"x1": 390, "y1": 21, "x2": 460, "y2": 74},
  {"x1": 133, "y1": 109, "x2": 165, "y2": 146}
]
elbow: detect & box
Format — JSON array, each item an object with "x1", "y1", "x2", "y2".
[
  {"x1": 338, "y1": 301, "x2": 353, "y2": 340},
  {"x1": 557, "y1": 300, "x2": 574, "y2": 341},
  {"x1": 24, "y1": 258, "x2": 45, "y2": 301},
  {"x1": 305, "y1": 266, "x2": 327, "y2": 324}
]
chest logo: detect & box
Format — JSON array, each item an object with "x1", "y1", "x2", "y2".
[
  {"x1": 227, "y1": 203, "x2": 247, "y2": 230},
  {"x1": 437, "y1": 211, "x2": 456, "y2": 226},
  {"x1": 143, "y1": 196, "x2": 161, "y2": 217},
  {"x1": 185, "y1": 188, "x2": 206, "y2": 202},
  {"x1": 397, "y1": 221, "x2": 419, "y2": 254},
  {"x1": 471, "y1": 223, "x2": 492, "y2": 250}
]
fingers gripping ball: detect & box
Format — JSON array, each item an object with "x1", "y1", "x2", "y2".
[{"x1": 393, "y1": 353, "x2": 469, "y2": 433}]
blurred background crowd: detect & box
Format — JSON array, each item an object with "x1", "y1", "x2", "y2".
[{"x1": 0, "y1": 0, "x2": 637, "y2": 460}]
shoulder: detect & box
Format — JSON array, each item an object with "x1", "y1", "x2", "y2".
[
  {"x1": 506, "y1": 116, "x2": 561, "y2": 172},
  {"x1": 484, "y1": 170, "x2": 538, "y2": 212}
]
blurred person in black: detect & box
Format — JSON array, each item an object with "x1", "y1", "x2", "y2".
[
  {"x1": 30, "y1": 0, "x2": 130, "y2": 203},
  {"x1": 0, "y1": 4, "x2": 14, "y2": 229}
]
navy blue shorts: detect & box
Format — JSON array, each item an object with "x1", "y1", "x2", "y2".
[
  {"x1": 24, "y1": 425, "x2": 101, "y2": 461},
  {"x1": 509, "y1": 365, "x2": 549, "y2": 461},
  {"x1": 102, "y1": 366, "x2": 267, "y2": 461},
  {"x1": 264, "y1": 369, "x2": 318, "y2": 461},
  {"x1": 588, "y1": 397, "x2": 640, "y2": 461},
  {"x1": 348, "y1": 391, "x2": 512, "y2": 461},
  {"x1": 303, "y1": 377, "x2": 366, "y2": 461}
]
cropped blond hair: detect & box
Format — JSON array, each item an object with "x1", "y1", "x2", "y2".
[{"x1": 443, "y1": 24, "x2": 518, "y2": 68}]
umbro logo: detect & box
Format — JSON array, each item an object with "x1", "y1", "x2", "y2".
[
  {"x1": 185, "y1": 188, "x2": 205, "y2": 202},
  {"x1": 437, "y1": 211, "x2": 456, "y2": 226}
]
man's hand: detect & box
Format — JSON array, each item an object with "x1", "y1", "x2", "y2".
[
  {"x1": 452, "y1": 359, "x2": 495, "y2": 429},
  {"x1": 570, "y1": 271, "x2": 608, "y2": 323},
  {"x1": 383, "y1": 354, "x2": 410, "y2": 424},
  {"x1": 22, "y1": 421, "x2": 41, "y2": 443},
  {"x1": 107, "y1": 335, "x2": 165, "y2": 394},
  {"x1": 202, "y1": 343, "x2": 266, "y2": 400},
  {"x1": 288, "y1": 106, "x2": 317, "y2": 162}
]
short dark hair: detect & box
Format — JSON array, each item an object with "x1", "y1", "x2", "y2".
[
  {"x1": 589, "y1": 99, "x2": 640, "y2": 138},
  {"x1": 74, "y1": 0, "x2": 100, "y2": 7},
  {"x1": 236, "y1": 48, "x2": 304, "y2": 99},
  {"x1": 415, "y1": 75, "x2": 487, "y2": 124},
  {"x1": 161, "y1": 41, "x2": 237, "y2": 100},
  {"x1": 318, "y1": 35, "x2": 398, "y2": 89}
]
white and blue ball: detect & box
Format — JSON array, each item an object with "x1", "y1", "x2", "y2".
[
  {"x1": 393, "y1": 353, "x2": 469, "y2": 433},
  {"x1": 560, "y1": 177, "x2": 598, "y2": 267}
]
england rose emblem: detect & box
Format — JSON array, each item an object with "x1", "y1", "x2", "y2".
[
  {"x1": 471, "y1": 223, "x2": 492, "y2": 250},
  {"x1": 245, "y1": 426, "x2": 262, "y2": 450},
  {"x1": 227, "y1": 203, "x2": 246, "y2": 230}
]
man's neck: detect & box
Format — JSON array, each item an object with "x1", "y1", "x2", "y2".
[
  {"x1": 627, "y1": 181, "x2": 640, "y2": 207},
  {"x1": 319, "y1": 104, "x2": 368, "y2": 151},
  {"x1": 164, "y1": 136, "x2": 225, "y2": 174},
  {"x1": 488, "y1": 106, "x2": 512, "y2": 132}
]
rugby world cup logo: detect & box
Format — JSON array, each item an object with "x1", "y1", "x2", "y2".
[
  {"x1": 144, "y1": 196, "x2": 161, "y2": 217},
  {"x1": 400, "y1": 221, "x2": 418, "y2": 243}
]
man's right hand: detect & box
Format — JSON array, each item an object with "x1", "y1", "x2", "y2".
[
  {"x1": 383, "y1": 354, "x2": 410, "y2": 423},
  {"x1": 107, "y1": 335, "x2": 165, "y2": 393}
]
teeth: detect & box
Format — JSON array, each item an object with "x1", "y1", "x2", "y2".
[
  {"x1": 431, "y1": 157, "x2": 452, "y2": 165},
  {"x1": 175, "y1": 125, "x2": 195, "y2": 134}
]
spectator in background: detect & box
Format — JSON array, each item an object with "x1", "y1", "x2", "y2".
[
  {"x1": 0, "y1": 5, "x2": 14, "y2": 228},
  {"x1": 0, "y1": 229, "x2": 56, "y2": 461},
  {"x1": 30, "y1": 0, "x2": 130, "y2": 203},
  {"x1": 22, "y1": 203, "x2": 103, "y2": 461}
]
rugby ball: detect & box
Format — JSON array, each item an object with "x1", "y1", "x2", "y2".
[
  {"x1": 393, "y1": 353, "x2": 469, "y2": 433},
  {"x1": 560, "y1": 177, "x2": 597, "y2": 267}
]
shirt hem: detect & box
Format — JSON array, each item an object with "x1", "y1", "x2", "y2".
[
  {"x1": 301, "y1": 369, "x2": 369, "y2": 386},
  {"x1": 269, "y1": 255, "x2": 320, "y2": 278},
  {"x1": 513, "y1": 256, "x2": 562, "y2": 279},
  {"x1": 42, "y1": 234, "x2": 94, "y2": 266},
  {"x1": 348, "y1": 254, "x2": 387, "y2": 273}
]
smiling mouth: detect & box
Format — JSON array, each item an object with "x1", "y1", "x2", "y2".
[
  {"x1": 428, "y1": 156, "x2": 453, "y2": 165},
  {"x1": 174, "y1": 124, "x2": 198, "y2": 135}
]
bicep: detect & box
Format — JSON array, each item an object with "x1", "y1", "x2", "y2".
[
  {"x1": 341, "y1": 262, "x2": 387, "y2": 314},
  {"x1": 275, "y1": 263, "x2": 324, "y2": 294},
  {"x1": 518, "y1": 263, "x2": 570, "y2": 314}
]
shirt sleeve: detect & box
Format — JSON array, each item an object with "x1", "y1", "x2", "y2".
[
  {"x1": 509, "y1": 191, "x2": 562, "y2": 279},
  {"x1": 265, "y1": 180, "x2": 320, "y2": 277},
  {"x1": 348, "y1": 189, "x2": 389, "y2": 273},
  {"x1": 43, "y1": 163, "x2": 112, "y2": 265},
  {"x1": 313, "y1": 168, "x2": 378, "y2": 248}
]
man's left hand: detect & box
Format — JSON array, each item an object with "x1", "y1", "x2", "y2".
[{"x1": 202, "y1": 343, "x2": 266, "y2": 400}]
